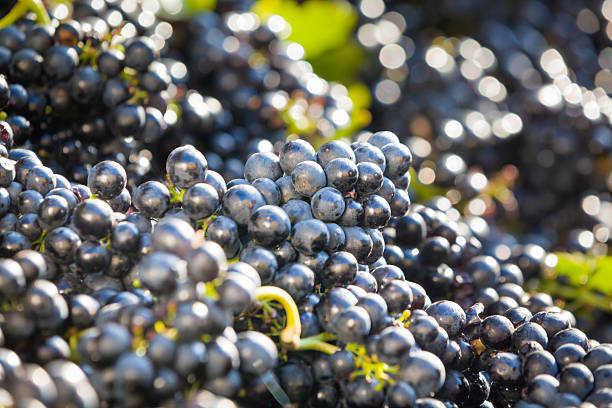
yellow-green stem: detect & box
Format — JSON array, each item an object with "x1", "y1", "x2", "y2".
[
  {"x1": 254, "y1": 285, "x2": 301, "y2": 348},
  {"x1": 296, "y1": 332, "x2": 340, "y2": 354},
  {"x1": 31, "y1": 230, "x2": 47, "y2": 252},
  {"x1": 0, "y1": 0, "x2": 50, "y2": 28}
]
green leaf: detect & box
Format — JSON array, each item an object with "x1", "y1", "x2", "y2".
[
  {"x1": 335, "y1": 82, "x2": 371, "y2": 135},
  {"x1": 157, "y1": 0, "x2": 216, "y2": 20},
  {"x1": 552, "y1": 253, "x2": 612, "y2": 294},
  {"x1": 596, "y1": 256, "x2": 612, "y2": 273},
  {"x1": 185, "y1": 0, "x2": 216, "y2": 12},
  {"x1": 591, "y1": 256, "x2": 612, "y2": 294},
  {"x1": 309, "y1": 41, "x2": 366, "y2": 85},
  {"x1": 252, "y1": 0, "x2": 357, "y2": 59},
  {"x1": 252, "y1": 1, "x2": 371, "y2": 146},
  {"x1": 348, "y1": 82, "x2": 371, "y2": 111},
  {"x1": 553, "y1": 252, "x2": 594, "y2": 287}
]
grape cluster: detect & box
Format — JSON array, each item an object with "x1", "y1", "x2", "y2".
[
  {"x1": 0, "y1": 115, "x2": 607, "y2": 407},
  {"x1": 0, "y1": 137, "x2": 270, "y2": 406},
  {"x1": 0, "y1": 0, "x2": 608, "y2": 407},
  {"x1": 139, "y1": 132, "x2": 411, "y2": 280},
  {"x1": 129, "y1": 139, "x2": 612, "y2": 407},
  {"x1": 0, "y1": 0, "x2": 240, "y2": 190}
]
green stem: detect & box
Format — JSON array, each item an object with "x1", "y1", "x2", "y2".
[
  {"x1": 79, "y1": 42, "x2": 97, "y2": 67},
  {"x1": 345, "y1": 342, "x2": 399, "y2": 387},
  {"x1": 254, "y1": 286, "x2": 302, "y2": 348},
  {"x1": 67, "y1": 327, "x2": 88, "y2": 362},
  {"x1": 184, "y1": 380, "x2": 200, "y2": 398},
  {"x1": 260, "y1": 298, "x2": 278, "y2": 317},
  {"x1": 204, "y1": 279, "x2": 219, "y2": 300},
  {"x1": 168, "y1": 186, "x2": 184, "y2": 204},
  {"x1": 394, "y1": 309, "x2": 412, "y2": 327},
  {"x1": 128, "y1": 89, "x2": 148, "y2": 105},
  {"x1": 168, "y1": 102, "x2": 182, "y2": 122},
  {"x1": 31, "y1": 230, "x2": 47, "y2": 252},
  {"x1": 165, "y1": 176, "x2": 185, "y2": 205},
  {"x1": 296, "y1": 333, "x2": 340, "y2": 354},
  {"x1": 100, "y1": 233, "x2": 111, "y2": 248},
  {"x1": 30, "y1": 0, "x2": 50, "y2": 24},
  {"x1": 1, "y1": 300, "x2": 12, "y2": 312},
  {"x1": 198, "y1": 213, "x2": 218, "y2": 234},
  {"x1": 0, "y1": 0, "x2": 50, "y2": 28},
  {"x1": 0, "y1": 1, "x2": 30, "y2": 28}
]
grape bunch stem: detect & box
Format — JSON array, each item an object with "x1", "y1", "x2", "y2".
[
  {"x1": 253, "y1": 285, "x2": 401, "y2": 388},
  {"x1": 0, "y1": 0, "x2": 51, "y2": 28},
  {"x1": 254, "y1": 286, "x2": 302, "y2": 348}
]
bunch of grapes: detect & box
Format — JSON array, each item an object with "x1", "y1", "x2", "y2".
[
  {"x1": 0, "y1": 0, "x2": 607, "y2": 407},
  {"x1": 0, "y1": 128, "x2": 606, "y2": 406}
]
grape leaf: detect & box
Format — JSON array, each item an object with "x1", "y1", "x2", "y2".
[
  {"x1": 553, "y1": 252, "x2": 594, "y2": 287},
  {"x1": 252, "y1": 0, "x2": 370, "y2": 145},
  {"x1": 308, "y1": 40, "x2": 366, "y2": 84},
  {"x1": 157, "y1": 0, "x2": 216, "y2": 20},
  {"x1": 185, "y1": 0, "x2": 216, "y2": 12},
  {"x1": 327, "y1": 82, "x2": 372, "y2": 142},
  {"x1": 553, "y1": 253, "x2": 612, "y2": 295},
  {"x1": 591, "y1": 256, "x2": 612, "y2": 294},
  {"x1": 252, "y1": 0, "x2": 357, "y2": 60}
]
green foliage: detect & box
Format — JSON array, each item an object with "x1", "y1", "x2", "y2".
[
  {"x1": 184, "y1": 0, "x2": 217, "y2": 12},
  {"x1": 253, "y1": 0, "x2": 357, "y2": 59},
  {"x1": 308, "y1": 42, "x2": 367, "y2": 89},
  {"x1": 590, "y1": 256, "x2": 612, "y2": 295},
  {"x1": 281, "y1": 82, "x2": 371, "y2": 148},
  {"x1": 0, "y1": 0, "x2": 50, "y2": 29},
  {"x1": 533, "y1": 253, "x2": 612, "y2": 313},
  {"x1": 554, "y1": 253, "x2": 612, "y2": 295},
  {"x1": 158, "y1": 0, "x2": 216, "y2": 20}
]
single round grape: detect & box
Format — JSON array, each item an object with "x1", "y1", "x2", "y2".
[
  {"x1": 291, "y1": 161, "x2": 326, "y2": 197},
  {"x1": 166, "y1": 145, "x2": 208, "y2": 190},
  {"x1": 87, "y1": 161, "x2": 127, "y2": 200},
  {"x1": 311, "y1": 187, "x2": 345, "y2": 222}
]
